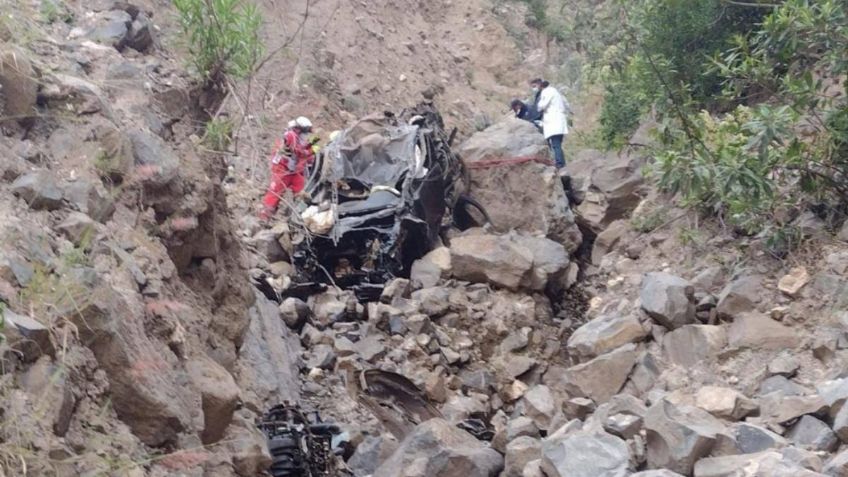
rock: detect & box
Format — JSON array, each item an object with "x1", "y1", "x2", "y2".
[
  {"x1": 450, "y1": 234, "x2": 533, "y2": 290},
  {"x1": 562, "y1": 343, "x2": 640, "y2": 403},
  {"x1": 826, "y1": 251, "x2": 848, "y2": 275},
  {"x1": 824, "y1": 449, "x2": 848, "y2": 477},
  {"x1": 11, "y1": 170, "x2": 64, "y2": 210},
  {"x1": 641, "y1": 272, "x2": 695, "y2": 330},
  {"x1": 461, "y1": 369, "x2": 496, "y2": 393},
  {"x1": 522, "y1": 385, "x2": 556, "y2": 430},
  {"x1": 128, "y1": 130, "x2": 179, "y2": 186},
  {"x1": 306, "y1": 344, "x2": 337, "y2": 370},
  {"x1": 759, "y1": 375, "x2": 809, "y2": 397},
  {"x1": 410, "y1": 247, "x2": 451, "y2": 288},
  {"x1": 411, "y1": 287, "x2": 451, "y2": 316},
  {"x1": 2, "y1": 309, "x2": 54, "y2": 362},
  {"x1": 632, "y1": 472, "x2": 685, "y2": 477},
  {"x1": 58, "y1": 212, "x2": 96, "y2": 246},
  {"x1": 644, "y1": 400, "x2": 725, "y2": 475},
  {"x1": 768, "y1": 355, "x2": 800, "y2": 377},
  {"x1": 786, "y1": 415, "x2": 838, "y2": 452},
  {"x1": 758, "y1": 393, "x2": 827, "y2": 425},
  {"x1": 695, "y1": 386, "x2": 758, "y2": 420},
  {"x1": 0, "y1": 49, "x2": 38, "y2": 125},
  {"x1": 80, "y1": 10, "x2": 131, "y2": 48},
  {"x1": 507, "y1": 416, "x2": 541, "y2": 441},
  {"x1": 504, "y1": 436, "x2": 542, "y2": 477},
  {"x1": 838, "y1": 222, "x2": 848, "y2": 242},
  {"x1": 592, "y1": 219, "x2": 629, "y2": 264},
  {"x1": 348, "y1": 436, "x2": 398, "y2": 477},
  {"x1": 459, "y1": 119, "x2": 583, "y2": 248},
  {"x1": 503, "y1": 380, "x2": 530, "y2": 402},
  {"x1": 62, "y1": 180, "x2": 116, "y2": 222},
  {"x1": 523, "y1": 236, "x2": 570, "y2": 291},
  {"x1": 540, "y1": 430, "x2": 630, "y2": 477},
  {"x1": 126, "y1": 13, "x2": 154, "y2": 52},
  {"x1": 225, "y1": 413, "x2": 273, "y2": 476},
  {"x1": 19, "y1": 357, "x2": 75, "y2": 436},
  {"x1": 713, "y1": 423, "x2": 787, "y2": 456},
  {"x1": 564, "y1": 397, "x2": 597, "y2": 420},
  {"x1": 604, "y1": 413, "x2": 643, "y2": 439},
  {"x1": 187, "y1": 356, "x2": 239, "y2": 444},
  {"x1": 818, "y1": 378, "x2": 848, "y2": 441},
  {"x1": 279, "y1": 297, "x2": 310, "y2": 329},
  {"x1": 693, "y1": 451, "x2": 827, "y2": 477},
  {"x1": 728, "y1": 312, "x2": 800, "y2": 350},
  {"x1": 662, "y1": 325, "x2": 727, "y2": 368},
  {"x1": 778, "y1": 267, "x2": 810, "y2": 297},
  {"x1": 567, "y1": 312, "x2": 648, "y2": 359},
  {"x1": 373, "y1": 418, "x2": 503, "y2": 477},
  {"x1": 716, "y1": 275, "x2": 762, "y2": 318},
  {"x1": 523, "y1": 459, "x2": 544, "y2": 477},
  {"x1": 568, "y1": 150, "x2": 645, "y2": 233}
]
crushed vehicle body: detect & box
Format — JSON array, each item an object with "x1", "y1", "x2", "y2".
[{"x1": 286, "y1": 103, "x2": 486, "y2": 301}]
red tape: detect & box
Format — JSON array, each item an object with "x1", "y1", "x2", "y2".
[{"x1": 465, "y1": 155, "x2": 553, "y2": 169}]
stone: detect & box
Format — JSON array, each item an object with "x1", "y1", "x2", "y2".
[
  {"x1": 695, "y1": 386, "x2": 758, "y2": 420},
  {"x1": 225, "y1": 413, "x2": 273, "y2": 476},
  {"x1": 249, "y1": 229, "x2": 289, "y2": 263},
  {"x1": 2, "y1": 309, "x2": 54, "y2": 362},
  {"x1": 411, "y1": 287, "x2": 451, "y2": 316},
  {"x1": 567, "y1": 313, "x2": 648, "y2": 359},
  {"x1": 307, "y1": 345, "x2": 337, "y2": 370},
  {"x1": 507, "y1": 416, "x2": 541, "y2": 441},
  {"x1": 522, "y1": 385, "x2": 556, "y2": 431},
  {"x1": 562, "y1": 343, "x2": 640, "y2": 403},
  {"x1": 778, "y1": 267, "x2": 810, "y2": 297},
  {"x1": 604, "y1": 413, "x2": 643, "y2": 439},
  {"x1": 640, "y1": 272, "x2": 695, "y2": 330},
  {"x1": 716, "y1": 275, "x2": 762, "y2": 318},
  {"x1": 568, "y1": 150, "x2": 645, "y2": 233},
  {"x1": 503, "y1": 380, "x2": 529, "y2": 402},
  {"x1": 768, "y1": 355, "x2": 800, "y2": 377},
  {"x1": 128, "y1": 130, "x2": 179, "y2": 186},
  {"x1": 564, "y1": 397, "x2": 597, "y2": 420},
  {"x1": 632, "y1": 472, "x2": 685, "y2": 477},
  {"x1": 541, "y1": 430, "x2": 630, "y2": 477},
  {"x1": 11, "y1": 170, "x2": 64, "y2": 210},
  {"x1": 786, "y1": 415, "x2": 838, "y2": 452},
  {"x1": 817, "y1": 378, "x2": 848, "y2": 441},
  {"x1": 461, "y1": 369, "x2": 496, "y2": 393},
  {"x1": 460, "y1": 119, "x2": 583, "y2": 248},
  {"x1": 758, "y1": 393, "x2": 827, "y2": 425},
  {"x1": 826, "y1": 251, "x2": 848, "y2": 275},
  {"x1": 19, "y1": 357, "x2": 75, "y2": 436},
  {"x1": 592, "y1": 219, "x2": 629, "y2": 264},
  {"x1": 824, "y1": 449, "x2": 848, "y2": 477},
  {"x1": 504, "y1": 436, "x2": 542, "y2": 477},
  {"x1": 713, "y1": 423, "x2": 787, "y2": 456},
  {"x1": 759, "y1": 375, "x2": 808, "y2": 397},
  {"x1": 838, "y1": 222, "x2": 848, "y2": 242},
  {"x1": 373, "y1": 419, "x2": 503, "y2": 477},
  {"x1": 644, "y1": 400, "x2": 725, "y2": 475},
  {"x1": 58, "y1": 212, "x2": 96, "y2": 246},
  {"x1": 662, "y1": 325, "x2": 727, "y2": 368},
  {"x1": 0, "y1": 49, "x2": 38, "y2": 125},
  {"x1": 693, "y1": 451, "x2": 826, "y2": 477},
  {"x1": 279, "y1": 297, "x2": 310, "y2": 329},
  {"x1": 61, "y1": 180, "x2": 116, "y2": 222},
  {"x1": 728, "y1": 312, "x2": 800, "y2": 350},
  {"x1": 81, "y1": 10, "x2": 131, "y2": 48},
  {"x1": 187, "y1": 356, "x2": 239, "y2": 444},
  {"x1": 450, "y1": 234, "x2": 533, "y2": 290},
  {"x1": 126, "y1": 13, "x2": 154, "y2": 52},
  {"x1": 348, "y1": 436, "x2": 398, "y2": 477},
  {"x1": 410, "y1": 247, "x2": 451, "y2": 288},
  {"x1": 522, "y1": 235, "x2": 570, "y2": 291}
]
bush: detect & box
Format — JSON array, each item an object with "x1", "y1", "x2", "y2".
[
  {"x1": 173, "y1": 0, "x2": 263, "y2": 83},
  {"x1": 202, "y1": 117, "x2": 234, "y2": 152}
]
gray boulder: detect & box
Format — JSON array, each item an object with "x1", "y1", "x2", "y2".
[
  {"x1": 567, "y1": 313, "x2": 648, "y2": 359},
  {"x1": 640, "y1": 272, "x2": 695, "y2": 330},
  {"x1": 11, "y1": 170, "x2": 64, "y2": 210},
  {"x1": 693, "y1": 451, "x2": 827, "y2": 477},
  {"x1": 728, "y1": 312, "x2": 800, "y2": 350},
  {"x1": 716, "y1": 275, "x2": 762, "y2": 318},
  {"x1": 631, "y1": 472, "x2": 685, "y2": 477},
  {"x1": 541, "y1": 430, "x2": 631, "y2": 477},
  {"x1": 644, "y1": 400, "x2": 725, "y2": 475},
  {"x1": 713, "y1": 422, "x2": 787, "y2": 456},
  {"x1": 373, "y1": 418, "x2": 503, "y2": 477},
  {"x1": 0, "y1": 49, "x2": 38, "y2": 125},
  {"x1": 786, "y1": 415, "x2": 838, "y2": 452},
  {"x1": 450, "y1": 234, "x2": 533, "y2": 291},
  {"x1": 349, "y1": 436, "x2": 398, "y2": 477},
  {"x1": 561, "y1": 343, "x2": 640, "y2": 404},
  {"x1": 504, "y1": 436, "x2": 541, "y2": 477},
  {"x1": 662, "y1": 325, "x2": 727, "y2": 368},
  {"x1": 128, "y1": 130, "x2": 179, "y2": 186},
  {"x1": 824, "y1": 448, "x2": 848, "y2": 477}
]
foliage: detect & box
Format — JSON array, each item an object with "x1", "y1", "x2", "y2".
[
  {"x1": 202, "y1": 117, "x2": 234, "y2": 151},
  {"x1": 654, "y1": 0, "x2": 848, "y2": 235},
  {"x1": 172, "y1": 0, "x2": 263, "y2": 83},
  {"x1": 40, "y1": 0, "x2": 72, "y2": 24}
]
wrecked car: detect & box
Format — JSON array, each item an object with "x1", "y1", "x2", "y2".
[{"x1": 285, "y1": 103, "x2": 487, "y2": 301}]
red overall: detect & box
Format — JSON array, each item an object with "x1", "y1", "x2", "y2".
[{"x1": 261, "y1": 129, "x2": 315, "y2": 219}]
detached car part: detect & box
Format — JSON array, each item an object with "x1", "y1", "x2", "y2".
[{"x1": 258, "y1": 403, "x2": 347, "y2": 477}]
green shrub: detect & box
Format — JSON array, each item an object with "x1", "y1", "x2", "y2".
[
  {"x1": 173, "y1": 0, "x2": 263, "y2": 83},
  {"x1": 202, "y1": 117, "x2": 234, "y2": 152}
]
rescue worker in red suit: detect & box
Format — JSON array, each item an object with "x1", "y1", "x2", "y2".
[{"x1": 260, "y1": 116, "x2": 316, "y2": 220}]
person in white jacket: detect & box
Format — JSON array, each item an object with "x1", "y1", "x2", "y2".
[{"x1": 531, "y1": 79, "x2": 570, "y2": 172}]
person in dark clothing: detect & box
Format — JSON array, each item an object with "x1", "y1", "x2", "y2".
[{"x1": 511, "y1": 99, "x2": 531, "y2": 120}]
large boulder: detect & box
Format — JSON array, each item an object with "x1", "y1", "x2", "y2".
[
  {"x1": 523, "y1": 235, "x2": 570, "y2": 292},
  {"x1": 728, "y1": 312, "x2": 800, "y2": 350},
  {"x1": 410, "y1": 247, "x2": 452, "y2": 288},
  {"x1": 566, "y1": 149, "x2": 645, "y2": 233},
  {"x1": 187, "y1": 356, "x2": 240, "y2": 444},
  {"x1": 713, "y1": 423, "x2": 787, "y2": 456},
  {"x1": 640, "y1": 272, "x2": 695, "y2": 330},
  {"x1": 11, "y1": 170, "x2": 64, "y2": 211},
  {"x1": 695, "y1": 386, "x2": 758, "y2": 421},
  {"x1": 644, "y1": 400, "x2": 725, "y2": 475},
  {"x1": 450, "y1": 234, "x2": 533, "y2": 290},
  {"x1": 504, "y1": 436, "x2": 541, "y2": 477},
  {"x1": 373, "y1": 418, "x2": 503, "y2": 477},
  {"x1": 693, "y1": 451, "x2": 827, "y2": 477},
  {"x1": 0, "y1": 49, "x2": 38, "y2": 125},
  {"x1": 541, "y1": 430, "x2": 631, "y2": 477},
  {"x1": 459, "y1": 118, "x2": 582, "y2": 250},
  {"x1": 786, "y1": 415, "x2": 838, "y2": 452},
  {"x1": 561, "y1": 343, "x2": 640, "y2": 404},
  {"x1": 567, "y1": 313, "x2": 648, "y2": 359},
  {"x1": 817, "y1": 378, "x2": 848, "y2": 441},
  {"x1": 716, "y1": 275, "x2": 762, "y2": 318},
  {"x1": 663, "y1": 325, "x2": 727, "y2": 368}
]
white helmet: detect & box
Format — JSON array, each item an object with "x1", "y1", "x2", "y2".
[
  {"x1": 294, "y1": 116, "x2": 313, "y2": 130},
  {"x1": 287, "y1": 120, "x2": 296, "y2": 129}
]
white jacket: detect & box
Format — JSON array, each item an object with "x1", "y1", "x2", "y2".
[{"x1": 537, "y1": 86, "x2": 569, "y2": 139}]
